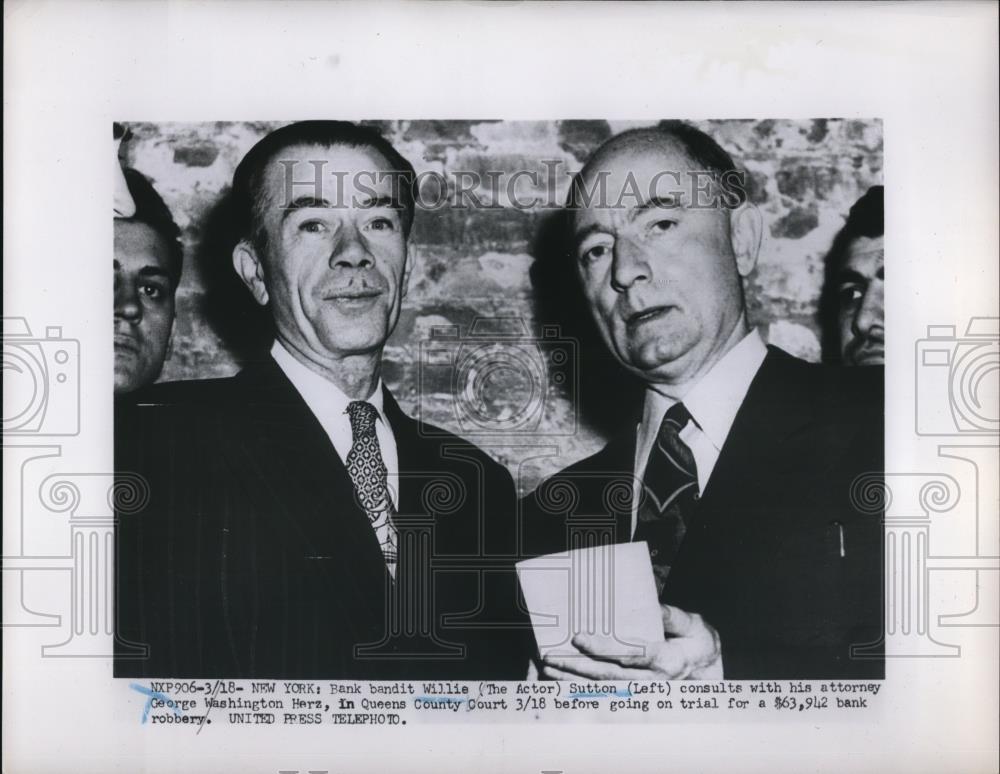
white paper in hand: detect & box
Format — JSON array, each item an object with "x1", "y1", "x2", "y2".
[{"x1": 516, "y1": 542, "x2": 663, "y2": 659}]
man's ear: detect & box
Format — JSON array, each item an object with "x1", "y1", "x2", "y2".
[
  {"x1": 233, "y1": 240, "x2": 269, "y2": 306},
  {"x1": 729, "y1": 203, "x2": 762, "y2": 278}
]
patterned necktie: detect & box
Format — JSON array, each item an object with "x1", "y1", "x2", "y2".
[
  {"x1": 634, "y1": 402, "x2": 700, "y2": 597},
  {"x1": 345, "y1": 401, "x2": 398, "y2": 577}
]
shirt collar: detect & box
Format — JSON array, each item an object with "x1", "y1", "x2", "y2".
[
  {"x1": 270, "y1": 339, "x2": 386, "y2": 423},
  {"x1": 642, "y1": 328, "x2": 767, "y2": 451}
]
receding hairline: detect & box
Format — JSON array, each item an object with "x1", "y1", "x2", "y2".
[{"x1": 577, "y1": 128, "x2": 715, "y2": 182}]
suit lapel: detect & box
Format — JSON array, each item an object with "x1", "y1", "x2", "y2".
[
  {"x1": 229, "y1": 359, "x2": 391, "y2": 630},
  {"x1": 380, "y1": 387, "x2": 421, "y2": 518},
  {"x1": 666, "y1": 348, "x2": 824, "y2": 589},
  {"x1": 700, "y1": 347, "x2": 816, "y2": 506}
]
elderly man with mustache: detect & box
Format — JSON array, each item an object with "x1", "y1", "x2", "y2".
[{"x1": 115, "y1": 122, "x2": 530, "y2": 680}]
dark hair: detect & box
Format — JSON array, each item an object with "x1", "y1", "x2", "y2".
[
  {"x1": 121, "y1": 167, "x2": 184, "y2": 288},
  {"x1": 818, "y1": 185, "x2": 884, "y2": 361},
  {"x1": 837, "y1": 185, "x2": 884, "y2": 246},
  {"x1": 566, "y1": 121, "x2": 748, "y2": 210},
  {"x1": 231, "y1": 120, "x2": 417, "y2": 250}
]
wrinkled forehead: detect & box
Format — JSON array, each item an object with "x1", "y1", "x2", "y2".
[
  {"x1": 571, "y1": 141, "x2": 719, "y2": 224},
  {"x1": 259, "y1": 142, "x2": 399, "y2": 211}
]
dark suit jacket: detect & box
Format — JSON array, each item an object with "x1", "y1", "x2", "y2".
[
  {"x1": 522, "y1": 346, "x2": 884, "y2": 679},
  {"x1": 115, "y1": 356, "x2": 531, "y2": 679}
]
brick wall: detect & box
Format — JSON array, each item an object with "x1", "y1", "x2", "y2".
[{"x1": 123, "y1": 119, "x2": 882, "y2": 493}]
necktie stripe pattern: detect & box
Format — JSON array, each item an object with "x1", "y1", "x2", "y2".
[
  {"x1": 345, "y1": 401, "x2": 398, "y2": 576},
  {"x1": 634, "y1": 402, "x2": 699, "y2": 597},
  {"x1": 654, "y1": 436, "x2": 696, "y2": 478}
]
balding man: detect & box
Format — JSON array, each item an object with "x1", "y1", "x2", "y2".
[{"x1": 524, "y1": 122, "x2": 884, "y2": 680}]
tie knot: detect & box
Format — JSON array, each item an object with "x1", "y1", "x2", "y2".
[
  {"x1": 346, "y1": 401, "x2": 379, "y2": 439},
  {"x1": 661, "y1": 402, "x2": 692, "y2": 435}
]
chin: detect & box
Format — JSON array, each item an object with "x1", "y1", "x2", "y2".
[
  {"x1": 320, "y1": 333, "x2": 387, "y2": 356},
  {"x1": 114, "y1": 356, "x2": 140, "y2": 379},
  {"x1": 623, "y1": 337, "x2": 690, "y2": 372},
  {"x1": 114, "y1": 371, "x2": 140, "y2": 394}
]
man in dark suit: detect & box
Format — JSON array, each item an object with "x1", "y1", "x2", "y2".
[
  {"x1": 116, "y1": 121, "x2": 529, "y2": 679},
  {"x1": 523, "y1": 122, "x2": 883, "y2": 680}
]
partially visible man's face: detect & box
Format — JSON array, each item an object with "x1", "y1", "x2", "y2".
[
  {"x1": 114, "y1": 221, "x2": 176, "y2": 393},
  {"x1": 571, "y1": 142, "x2": 754, "y2": 385},
  {"x1": 240, "y1": 143, "x2": 409, "y2": 365},
  {"x1": 837, "y1": 235, "x2": 884, "y2": 366}
]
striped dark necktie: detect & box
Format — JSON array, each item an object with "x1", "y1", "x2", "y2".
[{"x1": 634, "y1": 402, "x2": 699, "y2": 597}]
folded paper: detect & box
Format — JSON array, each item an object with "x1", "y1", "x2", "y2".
[{"x1": 516, "y1": 541, "x2": 663, "y2": 660}]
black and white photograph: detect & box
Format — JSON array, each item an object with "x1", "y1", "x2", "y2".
[
  {"x1": 112, "y1": 118, "x2": 885, "y2": 682},
  {"x1": 3, "y1": 2, "x2": 997, "y2": 773}
]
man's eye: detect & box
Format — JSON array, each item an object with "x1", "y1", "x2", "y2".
[
  {"x1": 580, "y1": 243, "x2": 612, "y2": 264},
  {"x1": 649, "y1": 219, "x2": 676, "y2": 233},
  {"x1": 839, "y1": 285, "x2": 863, "y2": 305},
  {"x1": 300, "y1": 220, "x2": 328, "y2": 234},
  {"x1": 141, "y1": 284, "x2": 164, "y2": 300},
  {"x1": 367, "y1": 217, "x2": 395, "y2": 232}
]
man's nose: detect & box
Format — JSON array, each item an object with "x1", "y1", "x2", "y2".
[
  {"x1": 853, "y1": 279, "x2": 884, "y2": 340},
  {"x1": 611, "y1": 238, "x2": 651, "y2": 292},
  {"x1": 114, "y1": 279, "x2": 142, "y2": 322},
  {"x1": 329, "y1": 225, "x2": 373, "y2": 270}
]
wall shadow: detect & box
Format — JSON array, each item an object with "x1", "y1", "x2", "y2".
[
  {"x1": 528, "y1": 208, "x2": 643, "y2": 441},
  {"x1": 193, "y1": 190, "x2": 274, "y2": 366}
]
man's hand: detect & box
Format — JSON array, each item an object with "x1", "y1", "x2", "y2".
[{"x1": 539, "y1": 604, "x2": 723, "y2": 680}]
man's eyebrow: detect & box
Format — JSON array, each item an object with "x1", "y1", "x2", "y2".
[
  {"x1": 279, "y1": 196, "x2": 332, "y2": 225},
  {"x1": 571, "y1": 223, "x2": 609, "y2": 252},
  {"x1": 357, "y1": 194, "x2": 402, "y2": 211},
  {"x1": 137, "y1": 267, "x2": 171, "y2": 280},
  {"x1": 837, "y1": 268, "x2": 868, "y2": 285},
  {"x1": 632, "y1": 194, "x2": 679, "y2": 218}
]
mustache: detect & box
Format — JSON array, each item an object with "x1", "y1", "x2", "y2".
[{"x1": 318, "y1": 274, "x2": 389, "y2": 299}]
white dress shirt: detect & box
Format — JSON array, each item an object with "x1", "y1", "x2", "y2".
[
  {"x1": 271, "y1": 340, "x2": 399, "y2": 509},
  {"x1": 631, "y1": 328, "x2": 768, "y2": 537}
]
